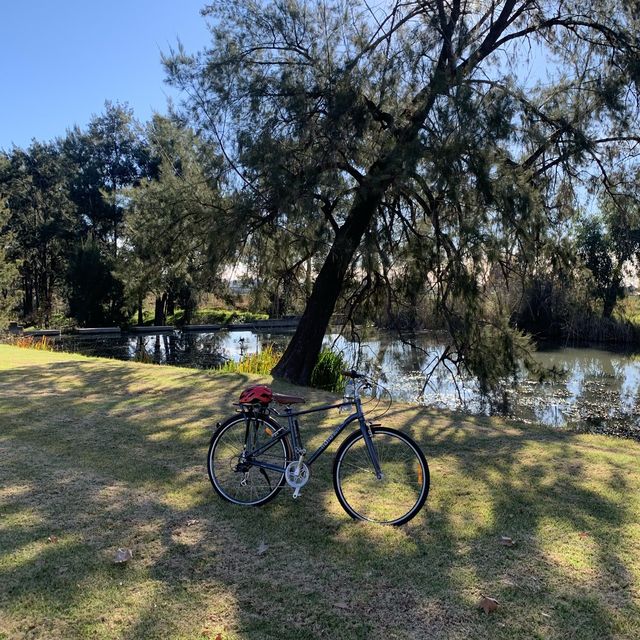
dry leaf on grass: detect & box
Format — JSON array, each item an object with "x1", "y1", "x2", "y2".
[
  {"x1": 186, "y1": 519, "x2": 199, "y2": 527},
  {"x1": 257, "y1": 541, "x2": 269, "y2": 556},
  {"x1": 478, "y1": 594, "x2": 499, "y2": 614},
  {"x1": 47, "y1": 535, "x2": 59, "y2": 544},
  {"x1": 114, "y1": 548, "x2": 133, "y2": 564},
  {"x1": 334, "y1": 602, "x2": 350, "y2": 610},
  {"x1": 500, "y1": 536, "x2": 516, "y2": 547}
]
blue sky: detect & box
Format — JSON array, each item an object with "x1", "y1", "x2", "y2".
[{"x1": 0, "y1": 1, "x2": 212, "y2": 149}]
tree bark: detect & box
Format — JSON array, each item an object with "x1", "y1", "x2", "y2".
[
  {"x1": 23, "y1": 275, "x2": 33, "y2": 317},
  {"x1": 271, "y1": 174, "x2": 391, "y2": 384},
  {"x1": 166, "y1": 291, "x2": 175, "y2": 317},
  {"x1": 154, "y1": 294, "x2": 166, "y2": 326}
]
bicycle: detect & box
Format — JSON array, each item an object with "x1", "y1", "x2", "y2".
[{"x1": 207, "y1": 371, "x2": 430, "y2": 525}]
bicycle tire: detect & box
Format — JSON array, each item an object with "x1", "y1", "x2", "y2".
[
  {"x1": 208, "y1": 414, "x2": 292, "y2": 506},
  {"x1": 332, "y1": 427, "x2": 429, "y2": 525}
]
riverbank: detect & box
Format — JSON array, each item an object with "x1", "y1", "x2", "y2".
[{"x1": 1, "y1": 345, "x2": 639, "y2": 639}]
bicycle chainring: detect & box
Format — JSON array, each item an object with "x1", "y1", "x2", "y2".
[{"x1": 285, "y1": 461, "x2": 310, "y2": 489}]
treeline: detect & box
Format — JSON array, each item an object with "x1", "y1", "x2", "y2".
[
  {"x1": 2, "y1": 101, "x2": 640, "y2": 346},
  {"x1": 513, "y1": 198, "x2": 640, "y2": 343},
  {"x1": 0, "y1": 103, "x2": 228, "y2": 328},
  {"x1": 0, "y1": 101, "x2": 321, "y2": 329}
]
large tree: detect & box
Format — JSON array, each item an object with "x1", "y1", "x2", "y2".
[
  {"x1": 577, "y1": 190, "x2": 640, "y2": 319},
  {"x1": 0, "y1": 142, "x2": 78, "y2": 324},
  {"x1": 0, "y1": 195, "x2": 21, "y2": 323},
  {"x1": 120, "y1": 115, "x2": 227, "y2": 325},
  {"x1": 63, "y1": 102, "x2": 149, "y2": 256},
  {"x1": 167, "y1": 0, "x2": 640, "y2": 385}
]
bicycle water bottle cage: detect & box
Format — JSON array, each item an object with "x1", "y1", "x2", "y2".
[{"x1": 239, "y1": 385, "x2": 273, "y2": 406}]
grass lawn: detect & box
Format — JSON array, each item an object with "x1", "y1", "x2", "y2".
[{"x1": 1, "y1": 345, "x2": 639, "y2": 639}]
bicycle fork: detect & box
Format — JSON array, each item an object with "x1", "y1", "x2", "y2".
[{"x1": 358, "y1": 406, "x2": 383, "y2": 480}]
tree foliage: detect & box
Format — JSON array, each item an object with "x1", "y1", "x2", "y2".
[
  {"x1": 166, "y1": 0, "x2": 640, "y2": 385},
  {"x1": 0, "y1": 104, "x2": 225, "y2": 328},
  {"x1": 578, "y1": 191, "x2": 640, "y2": 318},
  {"x1": 64, "y1": 101, "x2": 149, "y2": 254},
  {"x1": 0, "y1": 141, "x2": 78, "y2": 324},
  {"x1": 0, "y1": 195, "x2": 21, "y2": 323},
  {"x1": 120, "y1": 115, "x2": 227, "y2": 325}
]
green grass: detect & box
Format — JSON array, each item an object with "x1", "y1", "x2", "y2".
[
  {"x1": 1, "y1": 345, "x2": 639, "y2": 639},
  {"x1": 128, "y1": 307, "x2": 269, "y2": 327}
]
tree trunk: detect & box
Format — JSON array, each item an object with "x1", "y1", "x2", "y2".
[
  {"x1": 154, "y1": 294, "x2": 166, "y2": 326},
  {"x1": 137, "y1": 295, "x2": 143, "y2": 325},
  {"x1": 23, "y1": 275, "x2": 33, "y2": 317},
  {"x1": 34, "y1": 271, "x2": 40, "y2": 314},
  {"x1": 272, "y1": 181, "x2": 388, "y2": 384},
  {"x1": 271, "y1": 63, "x2": 444, "y2": 385},
  {"x1": 183, "y1": 292, "x2": 195, "y2": 325},
  {"x1": 602, "y1": 286, "x2": 618, "y2": 319},
  {"x1": 166, "y1": 292, "x2": 175, "y2": 317}
]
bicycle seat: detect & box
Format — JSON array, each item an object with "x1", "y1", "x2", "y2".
[{"x1": 272, "y1": 392, "x2": 305, "y2": 405}]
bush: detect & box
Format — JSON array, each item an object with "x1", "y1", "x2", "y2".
[
  {"x1": 220, "y1": 344, "x2": 281, "y2": 375},
  {"x1": 310, "y1": 348, "x2": 347, "y2": 393}
]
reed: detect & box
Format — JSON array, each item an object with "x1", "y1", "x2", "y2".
[
  {"x1": 220, "y1": 344, "x2": 281, "y2": 375},
  {"x1": 10, "y1": 335, "x2": 54, "y2": 351},
  {"x1": 309, "y1": 348, "x2": 347, "y2": 393}
]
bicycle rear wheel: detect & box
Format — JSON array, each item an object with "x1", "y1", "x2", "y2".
[
  {"x1": 208, "y1": 414, "x2": 291, "y2": 506},
  {"x1": 333, "y1": 427, "x2": 429, "y2": 525}
]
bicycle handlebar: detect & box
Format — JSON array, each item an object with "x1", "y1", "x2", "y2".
[{"x1": 341, "y1": 370, "x2": 366, "y2": 379}]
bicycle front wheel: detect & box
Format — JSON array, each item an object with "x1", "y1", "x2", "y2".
[
  {"x1": 333, "y1": 427, "x2": 429, "y2": 525},
  {"x1": 208, "y1": 414, "x2": 291, "y2": 506}
]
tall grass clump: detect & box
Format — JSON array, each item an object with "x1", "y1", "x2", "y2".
[
  {"x1": 220, "y1": 344, "x2": 281, "y2": 375},
  {"x1": 310, "y1": 348, "x2": 347, "y2": 393},
  {"x1": 11, "y1": 335, "x2": 54, "y2": 351}
]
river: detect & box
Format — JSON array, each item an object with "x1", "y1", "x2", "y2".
[{"x1": 49, "y1": 328, "x2": 640, "y2": 439}]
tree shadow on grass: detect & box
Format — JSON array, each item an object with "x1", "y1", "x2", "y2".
[{"x1": 0, "y1": 360, "x2": 639, "y2": 639}]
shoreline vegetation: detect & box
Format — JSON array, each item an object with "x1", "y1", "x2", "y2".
[
  {"x1": 8, "y1": 307, "x2": 272, "y2": 333},
  {"x1": 513, "y1": 295, "x2": 640, "y2": 346},
  {"x1": 1, "y1": 345, "x2": 639, "y2": 639},
  {"x1": 10, "y1": 293, "x2": 640, "y2": 347}
]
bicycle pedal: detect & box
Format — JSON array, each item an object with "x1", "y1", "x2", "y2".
[{"x1": 292, "y1": 487, "x2": 302, "y2": 499}]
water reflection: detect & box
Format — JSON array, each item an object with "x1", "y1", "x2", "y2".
[
  {"x1": 54, "y1": 330, "x2": 293, "y2": 369},
  {"x1": 51, "y1": 329, "x2": 640, "y2": 438},
  {"x1": 325, "y1": 333, "x2": 640, "y2": 438}
]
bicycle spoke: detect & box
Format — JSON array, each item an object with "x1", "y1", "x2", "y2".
[
  {"x1": 208, "y1": 416, "x2": 289, "y2": 506},
  {"x1": 334, "y1": 428, "x2": 428, "y2": 525}
]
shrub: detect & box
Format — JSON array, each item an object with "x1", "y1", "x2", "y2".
[
  {"x1": 310, "y1": 348, "x2": 347, "y2": 393},
  {"x1": 220, "y1": 344, "x2": 281, "y2": 375}
]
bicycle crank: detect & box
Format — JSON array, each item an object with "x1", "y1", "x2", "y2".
[{"x1": 285, "y1": 460, "x2": 310, "y2": 498}]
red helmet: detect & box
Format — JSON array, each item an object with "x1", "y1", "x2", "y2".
[{"x1": 239, "y1": 385, "x2": 273, "y2": 405}]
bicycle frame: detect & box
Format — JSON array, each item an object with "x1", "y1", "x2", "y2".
[{"x1": 240, "y1": 392, "x2": 383, "y2": 478}]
